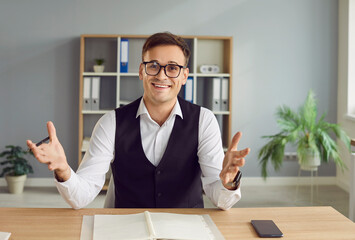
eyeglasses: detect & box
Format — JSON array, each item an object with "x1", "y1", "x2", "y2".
[{"x1": 142, "y1": 61, "x2": 186, "y2": 78}]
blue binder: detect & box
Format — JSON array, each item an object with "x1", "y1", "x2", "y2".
[{"x1": 120, "y1": 39, "x2": 129, "y2": 73}]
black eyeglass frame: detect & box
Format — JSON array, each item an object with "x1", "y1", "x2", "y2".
[{"x1": 142, "y1": 61, "x2": 187, "y2": 78}]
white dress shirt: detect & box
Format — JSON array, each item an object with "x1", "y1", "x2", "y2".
[{"x1": 55, "y1": 98, "x2": 241, "y2": 210}]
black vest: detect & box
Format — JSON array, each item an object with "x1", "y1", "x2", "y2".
[{"x1": 111, "y1": 97, "x2": 203, "y2": 208}]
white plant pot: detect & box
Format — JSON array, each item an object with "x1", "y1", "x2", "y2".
[
  {"x1": 93, "y1": 65, "x2": 105, "y2": 73},
  {"x1": 5, "y1": 174, "x2": 27, "y2": 194},
  {"x1": 298, "y1": 150, "x2": 321, "y2": 171}
]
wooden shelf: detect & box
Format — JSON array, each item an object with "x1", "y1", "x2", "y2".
[
  {"x1": 195, "y1": 73, "x2": 230, "y2": 77},
  {"x1": 78, "y1": 34, "x2": 233, "y2": 169},
  {"x1": 83, "y1": 72, "x2": 117, "y2": 76}
]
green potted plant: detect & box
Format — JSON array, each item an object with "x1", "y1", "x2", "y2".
[
  {"x1": 258, "y1": 90, "x2": 351, "y2": 178},
  {"x1": 93, "y1": 58, "x2": 105, "y2": 73},
  {"x1": 0, "y1": 145, "x2": 34, "y2": 194}
]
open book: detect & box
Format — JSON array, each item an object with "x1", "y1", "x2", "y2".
[
  {"x1": 0, "y1": 232, "x2": 10, "y2": 240},
  {"x1": 80, "y1": 211, "x2": 225, "y2": 240}
]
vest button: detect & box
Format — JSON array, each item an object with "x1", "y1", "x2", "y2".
[
  {"x1": 157, "y1": 193, "x2": 162, "y2": 197},
  {"x1": 156, "y1": 170, "x2": 161, "y2": 175}
]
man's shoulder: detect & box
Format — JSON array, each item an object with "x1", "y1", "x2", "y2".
[
  {"x1": 177, "y1": 96, "x2": 201, "y2": 111},
  {"x1": 199, "y1": 106, "x2": 215, "y2": 122}
]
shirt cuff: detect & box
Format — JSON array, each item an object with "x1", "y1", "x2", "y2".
[
  {"x1": 217, "y1": 180, "x2": 242, "y2": 210},
  {"x1": 54, "y1": 168, "x2": 76, "y2": 185},
  {"x1": 54, "y1": 168, "x2": 78, "y2": 197}
]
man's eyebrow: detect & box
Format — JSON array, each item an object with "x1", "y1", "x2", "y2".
[
  {"x1": 146, "y1": 60, "x2": 181, "y2": 65},
  {"x1": 167, "y1": 61, "x2": 179, "y2": 65}
]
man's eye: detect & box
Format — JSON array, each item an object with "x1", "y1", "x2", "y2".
[
  {"x1": 148, "y1": 64, "x2": 159, "y2": 69},
  {"x1": 167, "y1": 65, "x2": 179, "y2": 71}
]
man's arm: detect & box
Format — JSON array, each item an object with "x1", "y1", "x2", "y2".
[
  {"x1": 198, "y1": 108, "x2": 250, "y2": 210},
  {"x1": 27, "y1": 112, "x2": 115, "y2": 209}
]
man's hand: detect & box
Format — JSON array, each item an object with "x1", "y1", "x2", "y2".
[
  {"x1": 27, "y1": 121, "x2": 71, "y2": 182},
  {"x1": 219, "y1": 132, "x2": 250, "y2": 190}
]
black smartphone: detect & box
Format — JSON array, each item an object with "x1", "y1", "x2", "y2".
[{"x1": 251, "y1": 220, "x2": 283, "y2": 238}]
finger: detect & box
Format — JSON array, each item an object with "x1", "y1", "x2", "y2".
[
  {"x1": 27, "y1": 140, "x2": 35, "y2": 149},
  {"x1": 27, "y1": 140, "x2": 41, "y2": 154},
  {"x1": 47, "y1": 121, "x2": 58, "y2": 142},
  {"x1": 227, "y1": 165, "x2": 239, "y2": 173},
  {"x1": 231, "y1": 148, "x2": 250, "y2": 159},
  {"x1": 228, "y1": 132, "x2": 242, "y2": 152},
  {"x1": 48, "y1": 162, "x2": 55, "y2": 171},
  {"x1": 229, "y1": 158, "x2": 246, "y2": 168}
]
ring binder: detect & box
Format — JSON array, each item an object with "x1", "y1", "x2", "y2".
[
  {"x1": 83, "y1": 77, "x2": 91, "y2": 111},
  {"x1": 120, "y1": 39, "x2": 129, "y2": 73},
  {"x1": 184, "y1": 77, "x2": 193, "y2": 103},
  {"x1": 91, "y1": 77, "x2": 100, "y2": 110},
  {"x1": 221, "y1": 78, "x2": 229, "y2": 111}
]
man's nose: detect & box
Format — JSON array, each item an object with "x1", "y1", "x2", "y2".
[{"x1": 156, "y1": 66, "x2": 168, "y2": 80}]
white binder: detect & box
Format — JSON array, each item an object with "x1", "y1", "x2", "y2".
[
  {"x1": 91, "y1": 77, "x2": 100, "y2": 110},
  {"x1": 212, "y1": 78, "x2": 221, "y2": 111},
  {"x1": 184, "y1": 77, "x2": 193, "y2": 103},
  {"x1": 221, "y1": 78, "x2": 229, "y2": 111},
  {"x1": 83, "y1": 77, "x2": 91, "y2": 110}
]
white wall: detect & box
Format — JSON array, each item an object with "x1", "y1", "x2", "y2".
[
  {"x1": 337, "y1": 0, "x2": 355, "y2": 192},
  {"x1": 0, "y1": 0, "x2": 340, "y2": 178}
]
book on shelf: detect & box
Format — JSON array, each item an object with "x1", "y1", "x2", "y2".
[
  {"x1": 205, "y1": 77, "x2": 229, "y2": 112},
  {"x1": 184, "y1": 77, "x2": 194, "y2": 103},
  {"x1": 83, "y1": 77, "x2": 101, "y2": 111},
  {"x1": 80, "y1": 211, "x2": 225, "y2": 240},
  {"x1": 120, "y1": 38, "x2": 129, "y2": 73},
  {"x1": 221, "y1": 78, "x2": 229, "y2": 111},
  {"x1": 91, "y1": 77, "x2": 100, "y2": 111},
  {"x1": 205, "y1": 78, "x2": 221, "y2": 111},
  {"x1": 83, "y1": 77, "x2": 91, "y2": 110}
]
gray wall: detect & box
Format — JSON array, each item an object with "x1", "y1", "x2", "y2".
[{"x1": 0, "y1": 0, "x2": 338, "y2": 178}]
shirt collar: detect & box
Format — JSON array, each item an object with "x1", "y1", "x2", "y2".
[{"x1": 136, "y1": 98, "x2": 183, "y2": 120}]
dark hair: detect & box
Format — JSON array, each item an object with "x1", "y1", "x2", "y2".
[{"x1": 142, "y1": 32, "x2": 191, "y2": 66}]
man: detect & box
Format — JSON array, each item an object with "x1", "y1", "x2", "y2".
[{"x1": 27, "y1": 32, "x2": 250, "y2": 210}]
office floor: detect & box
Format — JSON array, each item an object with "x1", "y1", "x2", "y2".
[{"x1": 0, "y1": 185, "x2": 349, "y2": 219}]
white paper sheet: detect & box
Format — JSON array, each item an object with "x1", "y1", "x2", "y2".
[
  {"x1": 80, "y1": 215, "x2": 93, "y2": 240},
  {"x1": 0, "y1": 232, "x2": 11, "y2": 240}
]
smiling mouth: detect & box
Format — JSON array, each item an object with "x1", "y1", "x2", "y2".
[{"x1": 152, "y1": 83, "x2": 171, "y2": 89}]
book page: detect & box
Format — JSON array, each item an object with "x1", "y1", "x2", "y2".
[
  {"x1": 80, "y1": 216, "x2": 94, "y2": 240},
  {"x1": 150, "y1": 212, "x2": 215, "y2": 240},
  {"x1": 93, "y1": 213, "x2": 150, "y2": 240},
  {"x1": 0, "y1": 232, "x2": 11, "y2": 240}
]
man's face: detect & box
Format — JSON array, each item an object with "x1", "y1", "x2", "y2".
[{"x1": 139, "y1": 45, "x2": 189, "y2": 106}]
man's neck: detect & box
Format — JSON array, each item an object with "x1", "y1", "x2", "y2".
[{"x1": 143, "y1": 97, "x2": 177, "y2": 126}]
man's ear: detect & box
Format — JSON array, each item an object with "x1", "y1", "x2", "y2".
[
  {"x1": 139, "y1": 63, "x2": 144, "y2": 80},
  {"x1": 181, "y1": 67, "x2": 189, "y2": 85}
]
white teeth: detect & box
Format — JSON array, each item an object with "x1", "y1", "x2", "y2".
[{"x1": 154, "y1": 84, "x2": 169, "y2": 88}]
